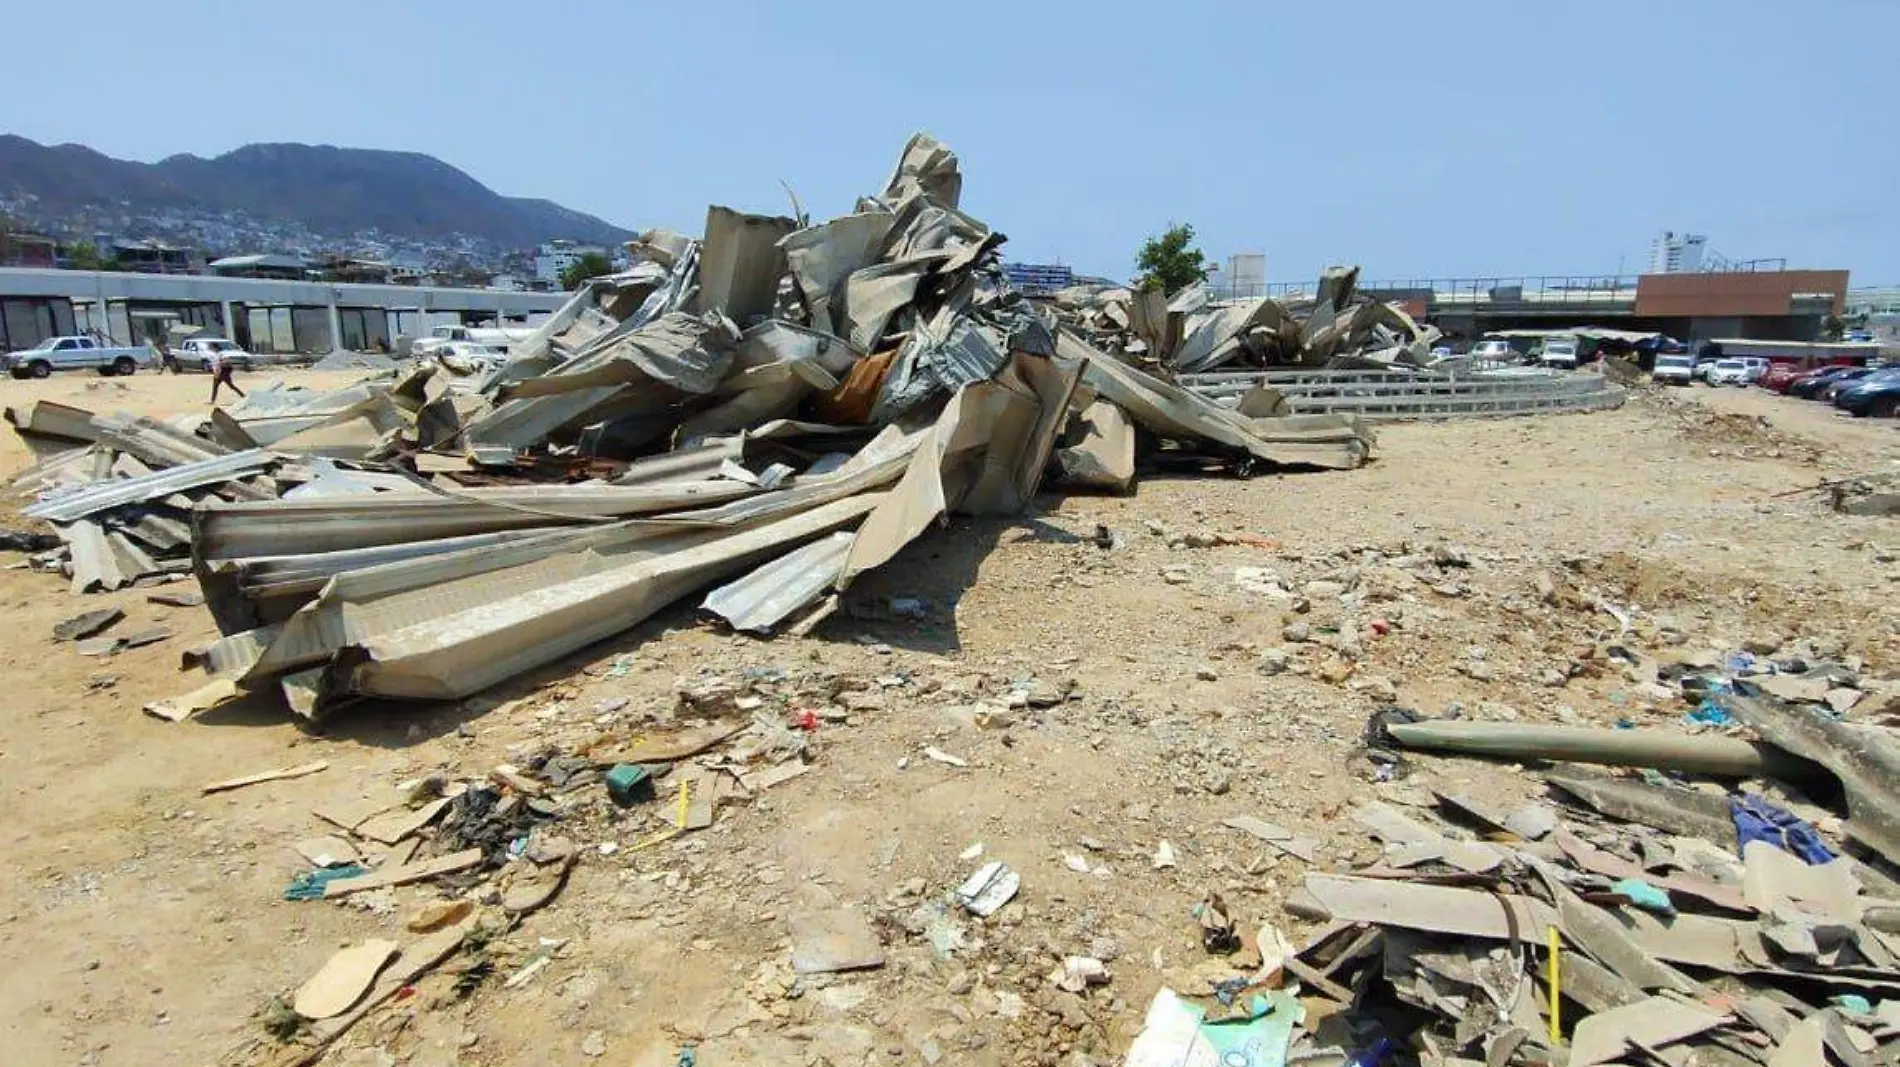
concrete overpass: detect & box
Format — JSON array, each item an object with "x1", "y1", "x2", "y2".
[{"x1": 0, "y1": 268, "x2": 570, "y2": 355}]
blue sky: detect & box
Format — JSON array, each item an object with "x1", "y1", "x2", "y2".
[{"x1": 3, "y1": 0, "x2": 1893, "y2": 284}]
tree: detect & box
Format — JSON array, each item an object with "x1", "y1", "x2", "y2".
[
  {"x1": 1134, "y1": 223, "x2": 1208, "y2": 294},
  {"x1": 559, "y1": 251, "x2": 614, "y2": 290},
  {"x1": 62, "y1": 242, "x2": 117, "y2": 271}
]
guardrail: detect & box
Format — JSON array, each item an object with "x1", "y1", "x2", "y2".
[{"x1": 1180, "y1": 369, "x2": 1625, "y2": 421}]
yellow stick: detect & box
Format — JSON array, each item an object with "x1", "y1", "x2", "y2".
[
  {"x1": 676, "y1": 777, "x2": 690, "y2": 829},
  {"x1": 1547, "y1": 925, "x2": 1562, "y2": 1043}
]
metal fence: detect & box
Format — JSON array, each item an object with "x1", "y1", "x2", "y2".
[{"x1": 1180, "y1": 368, "x2": 1625, "y2": 421}]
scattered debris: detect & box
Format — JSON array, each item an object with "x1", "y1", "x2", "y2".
[
  {"x1": 52, "y1": 607, "x2": 122, "y2": 642},
  {"x1": 292, "y1": 836, "x2": 361, "y2": 868},
  {"x1": 922, "y1": 746, "x2": 968, "y2": 768},
  {"x1": 1194, "y1": 893, "x2": 1241, "y2": 955},
  {"x1": 321, "y1": 849, "x2": 483, "y2": 898},
  {"x1": 955, "y1": 861, "x2": 1019, "y2": 917},
  {"x1": 146, "y1": 589, "x2": 204, "y2": 608},
  {"x1": 292, "y1": 940, "x2": 399, "y2": 1019},
  {"x1": 201, "y1": 760, "x2": 328, "y2": 795}
]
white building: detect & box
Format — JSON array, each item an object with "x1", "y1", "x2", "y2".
[
  {"x1": 533, "y1": 240, "x2": 608, "y2": 285},
  {"x1": 1648, "y1": 231, "x2": 1707, "y2": 274},
  {"x1": 1225, "y1": 253, "x2": 1266, "y2": 295}
]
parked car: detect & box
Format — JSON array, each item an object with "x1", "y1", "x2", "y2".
[
  {"x1": 1835, "y1": 370, "x2": 1900, "y2": 418},
  {"x1": 1652, "y1": 353, "x2": 1696, "y2": 385},
  {"x1": 1819, "y1": 366, "x2": 1880, "y2": 402},
  {"x1": 1468, "y1": 339, "x2": 1517, "y2": 363},
  {"x1": 1758, "y1": 364, "x2": 1806, "y2": 392},
  {"x1": 175, "y1": 337, "x2": 254, "y2": 372},
  {"x1": 1707, "y1": 359, "x2": 1750, "y2": 386},
  {"x1": 1, "y1": 335, "x2": 158, "y2": 378},
  {"x1": 1786, "y1": 365, "x2": 1863, "y2": 399},
  {"x1": 410, "y1": 323, "x2": 534, "y2": 358},
  {"x1": 1540, "y1": 337, "x2": 1580, "y2": 369}
]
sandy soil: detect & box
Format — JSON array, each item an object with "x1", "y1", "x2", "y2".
[{"x1": 0, "y1": 372, "x2": 1893, "y2": 1067}]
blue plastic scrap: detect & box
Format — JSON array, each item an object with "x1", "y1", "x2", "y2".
[
  {"x1": 1831, "y1": 994, "x2": 1874, "y2": 1017},
  {"x1": 283, "y1": 863, "x2": 368, "y2": 901},
  {"x1": 1683, "y1": 700, "x2": 1735, "y2": 727},
  {"x1": 675, "y1": 1046, "x2": 698, "y2": 1067},
  {"x1": 1731, "y1": 793, "x2": 1836, "y2": 865},
  {"x1": 1345, "y1": 1038, "x2": 1396, "y2": 1067},
  {"x1": 1612, "y1": 878, "x2": 1677, "y2": 915}
]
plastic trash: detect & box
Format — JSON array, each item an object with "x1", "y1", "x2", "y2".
[
  {"x1": 284, "y1": 863, "x2": 368, "y2": 901},
  {"x1": 1683, "y1": 700, "x2": 1735, "y2": 727},
  {"x1": 1612, "y1": 878, "x2": 1676, "y2": 915},
  {"x1": 1832, "y1": 994, "x2": 1873, "y2": 1017},
  {"x1": 604, "y1": 764, "x2": 656, "y2": 805},
  {"x1": 1731, "y1": 792, "x2": 1836, "y2": 865}
]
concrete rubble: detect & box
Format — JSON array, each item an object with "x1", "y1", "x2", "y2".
[{"x1": 5, "y1": 132, "x2": 1376, "y2": 721}]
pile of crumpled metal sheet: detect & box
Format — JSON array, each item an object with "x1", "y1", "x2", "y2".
[
  {"x1": 8, "y1": 133, "x2": 1379, "y2": 721},
  {"x1": 4, "y1": 364, "x2": 487, "y2": 594},
  {"x1": 1049, "y1": 265, "x2": 1443, "y2": 374}
]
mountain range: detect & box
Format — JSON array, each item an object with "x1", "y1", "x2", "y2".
[{"x1": 0, "y1": 135, "x2": 633, "y2": 250}]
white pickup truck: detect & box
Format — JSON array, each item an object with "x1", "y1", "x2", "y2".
[
  {"x1": 410, "y1": 324, "x2": 533, "y2": 358},
  {"x1": 175, "y1": 337, "x2": 256, "y2": 372},
  {"x1": 4, "y1": 335, "x2": 159, "y2": 379}
]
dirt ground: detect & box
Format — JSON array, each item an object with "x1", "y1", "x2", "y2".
[{"x1": 0, "y1": 370, "x2": 1895, "y2": 1067}]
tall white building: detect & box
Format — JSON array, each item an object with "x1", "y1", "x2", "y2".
[
  {"x1": 1225, "y1": 253, "x2": 1266, "y2": 295},
  {"x1": 1648, "y1": 231, "x2": 1707, "y2": 274},
  {"x1": 534, "y1": 239, "x2": 608, "y2": 285}
]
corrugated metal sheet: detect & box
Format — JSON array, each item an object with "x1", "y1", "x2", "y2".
[
  {"x1": 701, "y1": 531, "x2": 855, "y2": 633},
  {"x1": 27, "y1": 449, "x2": 278, "y2": 523},
  {"x1": 193, "y1": 481, "x2": 764, "y2": 561}
]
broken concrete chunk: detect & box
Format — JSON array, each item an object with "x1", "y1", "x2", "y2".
[
  {"x1": 1222, "y1": 814, "x2": 1319, "y2": 863},
  {"x1": 789, "y1": 907, "x2": 887, "y2": 975}
]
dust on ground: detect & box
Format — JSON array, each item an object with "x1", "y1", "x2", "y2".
[{"x1": 0, "y1": 372, "x2": 1895, "y2": 1066}]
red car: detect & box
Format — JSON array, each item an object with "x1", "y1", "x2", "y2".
[{"x1": 1759, "y1": 364, "x2": 1806, "y2": 392}]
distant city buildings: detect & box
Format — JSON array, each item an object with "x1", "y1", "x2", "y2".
[
  {"x1": 1648, "y1": 231, "x2": 1708, "y2": 274},
  {"x1": 110, "y1": 239, "x2": 196, "y2": 274},
  {"x1": 1004, "y1": 262, "x2": 1074, "y2": 293},
  {"x1": 0, "y1": 230, "x2": 57, "y2": 268}
]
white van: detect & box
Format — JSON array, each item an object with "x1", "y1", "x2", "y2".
[
  {"x1": 1540, "y1": 337, "x2": 1580, "y2": 369},
  {"x1": 1653, "y1": 353, "x2": 1696, "y2": 385}
]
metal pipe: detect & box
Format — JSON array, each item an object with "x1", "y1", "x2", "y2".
[{"x1": 1385, "y1": 720, "x2": 1821, "y2": 780}]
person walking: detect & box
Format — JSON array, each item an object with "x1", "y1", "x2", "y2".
[{"x1": 209, "y1": 347, "x2": 245, "y2": 403}]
